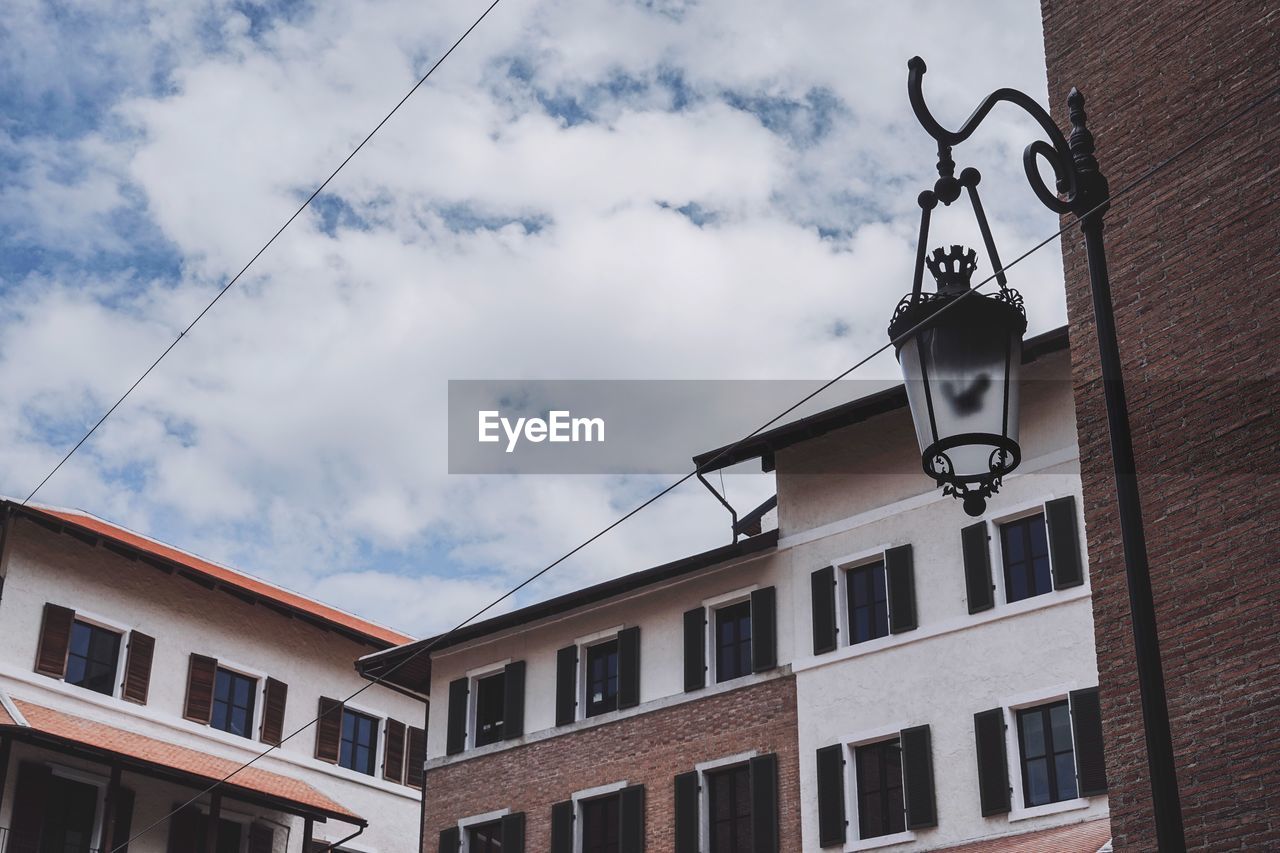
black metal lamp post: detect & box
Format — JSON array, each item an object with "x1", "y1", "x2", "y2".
[{"x1": 891, "y1": 57, "x2": 1186, "y2": 851}]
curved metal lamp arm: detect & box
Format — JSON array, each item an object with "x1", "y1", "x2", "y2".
[{"x1": 908, "y1": 56, "x2": 1082, "y2": 214}]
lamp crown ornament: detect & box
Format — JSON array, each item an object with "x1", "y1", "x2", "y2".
[{"x1": 925, "y1": 245, "x2": 978, "y2": 294}]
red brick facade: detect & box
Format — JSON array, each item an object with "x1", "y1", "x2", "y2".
[
  {"x1": 423, "y1": 675, "x2": 800, "y2": 851},
  {"x1": 1040, "y1": 1, "x2": 1279, "y2": 849}
]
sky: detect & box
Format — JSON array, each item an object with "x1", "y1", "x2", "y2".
[{"x1": 0, "y1": 0, "x2": 1071, "y2": 638}]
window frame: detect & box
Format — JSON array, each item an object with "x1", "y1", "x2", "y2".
[
  {"x1": 468, "y1": 664, "x2": 509, "y2": 749},
  {"x1": 1001, "y1": 686, "x2": 1093, "y2": 821},
  {"x1": 1015, "y1": 700, "x2": 1079, "y2": 808},
  {"x1": 337, "y1": 704, "x2": 382, "y2": 777},
  {"x1": 981, "y1": 496, "x2": 1087, "y2": 608},
  {"x1": 209, "y1": 665, "x2": 259, "y2": 740},
  {"x1": 56, "y1": 608, "x2": 129, "y2": 699},
  {"x1": 456, "y1": 808, "x2": 511, "y2": 853},
  {"x1": 694, "y1": 750, "x2": 758, "y2": 853},
  {"x1": 837, "y1": 725, "x2": 917, "y2": 851},
  {"x1": 64, "y1": 617, "x2": 124, "y2": 698},
  {"x1": 830, "y1": 545, "x2": 897, "y2": 653},
  {"x1": 998, "y1": 511, "x2": 1054, "y2": 604},
  {"x1": 709, "y1": 596, "x2": 753, "y2": 685},
  {"x1": 570, "y1": 781, "x2": 629, "y2": 853},
  {"x1": 844, "y1": 559, "x2": 891, "y2": 646},
  {"x1": 583, "y1": 637, "x2": 621, "y2": 719}
]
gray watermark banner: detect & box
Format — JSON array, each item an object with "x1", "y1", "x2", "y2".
[{"x1": 449, "y1": 379, "x2": 909, "y2": 474}]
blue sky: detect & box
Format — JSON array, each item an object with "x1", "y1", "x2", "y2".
[{"x1": 0, "y1": 0, "x2": 1069, "y2": 636}]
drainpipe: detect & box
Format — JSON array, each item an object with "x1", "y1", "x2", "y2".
[{"x1": 695, "y1": 471, "x2": 738, "y2": 543}]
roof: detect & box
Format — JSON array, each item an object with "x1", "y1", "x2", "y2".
[
  {"x1": 938, "y1": 818, "x2": 1112, "y2": 852},
  {"x1": 2, "y1": 698, "x2": 363, "y2": 824},
  {"x1": 358, "y1": 529, "x2": 780, "y2": 690},
  {"x1": 693, "y1": 325, "x2": 1070, "y2": 473},
  {"x1": 2, "y1": 500, "x2": 414, "y2": 649}
]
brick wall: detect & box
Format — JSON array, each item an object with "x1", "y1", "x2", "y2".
[
  {"x1": 1039, "y1": 1, "x2": 1279, "y2": 849},
  {"x1": 422, "y1": 675, "x2": 801, "y2": 851}
]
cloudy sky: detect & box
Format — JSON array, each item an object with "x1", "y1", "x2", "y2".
[{"x1": 0, "y1": 0, "x2": 1070, "y2": 637}]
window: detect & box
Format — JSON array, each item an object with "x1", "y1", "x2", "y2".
[
  {"x1": 855, "y1": 739, "x2": 905, "y2": 839},
  {"x1": 65, "y1": 620, "x2": 121, "y2": 696},
  {"x1": 474, "y1": 671, "x2": 506, "y2": 747},
  {"x1": 467, "y1": 821, "x2": 503, "y2": 853},
  {"x1": 581, "y1": 794, "x2": 620, "y2": 853},
  {"x1": 1017, "y1": 701, "x2": 1078, "y2": 806},
  {"x1": 1000, "y1": 513, "x2": 1052, "y2": 602},
  {"x1": 214, "y1": 819, "x2": 242, "y2": 853},
  {"x1": 846, "y1": 561, "x2": 890, "y2": 644},
  {"x1": 585, "y1": 639, "x2": 620, "y2": 717},
  {"x1": 210, "y1": 668, "x2": 256, "y2": 739},
  {"x1": 714, "y1": 601, "x2": 752, "y2": 683},
  {"x1": 708, "y1": 764, "x2": 753, "y2": 853},
  {"x1": 339, "y1": 708, "x2": 378, "y2": 776}
]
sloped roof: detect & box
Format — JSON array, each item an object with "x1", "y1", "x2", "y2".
[
  {"x1": 4, "y1": 698, "x2": 363, "y2": 824},
  {"x1": 4, "y1": 500, "x2": 413, "y2": 649}
]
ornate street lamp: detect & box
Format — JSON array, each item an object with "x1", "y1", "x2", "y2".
[
  {"x1": 892, "y1": 57, "x2": 1187, "y2": 851},
  {"x1": 888, "y1": 167, "x2": 1028, "y2": 517}
]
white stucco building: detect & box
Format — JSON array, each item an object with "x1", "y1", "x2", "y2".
[
  {"x1": 0, "y1": 500, "x2": 427, "y2": 853},
  {"x1": 364, "y1": 326, "x2": 1112, "y2": 852}
]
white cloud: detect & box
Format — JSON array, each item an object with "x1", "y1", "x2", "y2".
[{"x1": 0, "y1": 0, "x2": 1067, "y2": 636}]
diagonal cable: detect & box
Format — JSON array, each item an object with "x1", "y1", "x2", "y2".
[{"x1": 21, "y1": 0, "x2": 505, "y2": 507}]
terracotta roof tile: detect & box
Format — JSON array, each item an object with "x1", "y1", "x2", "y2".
[
  {"x1": 938, "y1": 818, "x2": 1112, "y2": 852},
  {"x1": 8, "y1": 699, "x2": 362, "y2": 824},
  {"x1": 18, "y1": 503, "x2": 413, "y2": 647}
]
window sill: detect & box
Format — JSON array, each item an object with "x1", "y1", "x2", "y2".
[
  {"x1": 845, "y1": 830, "x2": 916, "y2": 851},
  {"x1": 1008, "y1": 797, "x2": 1091, "y2": 822}
]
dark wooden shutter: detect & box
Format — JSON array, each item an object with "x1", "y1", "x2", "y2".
[
  {"x1": 121, "y1": 631, "x2": 154, "y2": 704},
  {"x1": 618, "y1": 626, "x2": 641, "y2": 710},
  {"x1": 406, "y1": 725, "x2": 427, "y2": 788},
  {"x1": 260, "y1": 677, "x2": 288, "y2": 746},
  {"x1": 112, "y1": 787, "x2": 136, "y2": 853},
  {"x1": 183, "y1": 654, "x2": 218, "y2": 724},
  {"x1": 446, "y1": 677, "x2": 469, "y2": 755},
  {"x1": 383, "y1": 718, "x2": 407, "y2": 783},
  {"x1": 900, "y1": 725, "x2": 937, "y2": 829},
  {"x1": 1047, "y1": 496, "x2": 1084, "y2": 589},
  {"x1": 248, "y1": 823, "x2": 274, "y2": 853},
  {"x1": 751, "y1": 586, "x2": 777, "y2": 672},
  {"x1": 683, "y1": 607, "x2": 706, "y2": 692},
  {"x1": 962, "y1": 522, "x2": 995, "y2": 613},
  {"x1": 750, "y1": 753, "x2": 779, "y2": 853},
  {"x1": 315, "y1": 697, "x2": 343, "y2": 764},
  {"x1": 816, "y1": 744, "x2": 846, "y2": 847},
  {"x1": 437, "y1": 826, "x2": 460, "y2": 853},
  {"x1": 550, "y1": 800, "x2": 575, "y2": 853},
  {"x1": 556, "y1": 645, "x2": 579, "y2": 725},
  {"x1": 166, "y1": 804, "x2": 203, "y2": 853},
  {"x1": 811, "y1": 566, "x2": 838, "y2": 654},
  {"x1": 9, "y1": 761, "x2": 52, "y2": 853},
  {"x1": 503, "y1": 660, "x2": 526, "y2": 739},
  {"x1": 974, "y1": 708, "x2": 1011, "y2": 815},
  {"x1": 673, "y1": 771, "x2": 700, "y2": 853},
  {"x1": 34, "y1": 603, "x2": 74, "y2": 678},
  {"x1": 1070, "y1": 687, "x2": 1109, "y2": 796},
  {"x1": 885, "y1": 545, "x2": 918, "y2": 633},
  {"x1": 619, "y1": 784, "x2": 646, "y2": 853},
  {"x1": 502, "y1": 812, "x2": 526, "y2": 853}
]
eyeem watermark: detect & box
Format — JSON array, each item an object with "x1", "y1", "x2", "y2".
[{"x1": 478, "y1": 410, "x2": 605, "y2": 453}]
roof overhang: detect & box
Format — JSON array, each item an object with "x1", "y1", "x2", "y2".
[
  {"x1": 1, "y1": 698, "x2": 364, "y2": 826},
  {"x1": 358, "y1": 529, "x2": 780, "y2": 692}
]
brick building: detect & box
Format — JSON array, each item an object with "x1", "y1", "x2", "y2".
[
  {"x1": 364, "y1": 328, "x2": 1115, "y2": 851},
  {"x1": 1039, "y1": 1, "x2": 1279, "y2": 849}
]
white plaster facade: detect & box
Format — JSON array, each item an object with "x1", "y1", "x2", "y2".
[
  {"x1": 778, "y1": 350, "x2": 1110, "y2": 850},
  {"x1": 0, "y1": 510, "x2": 424, "y2": 853}
]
